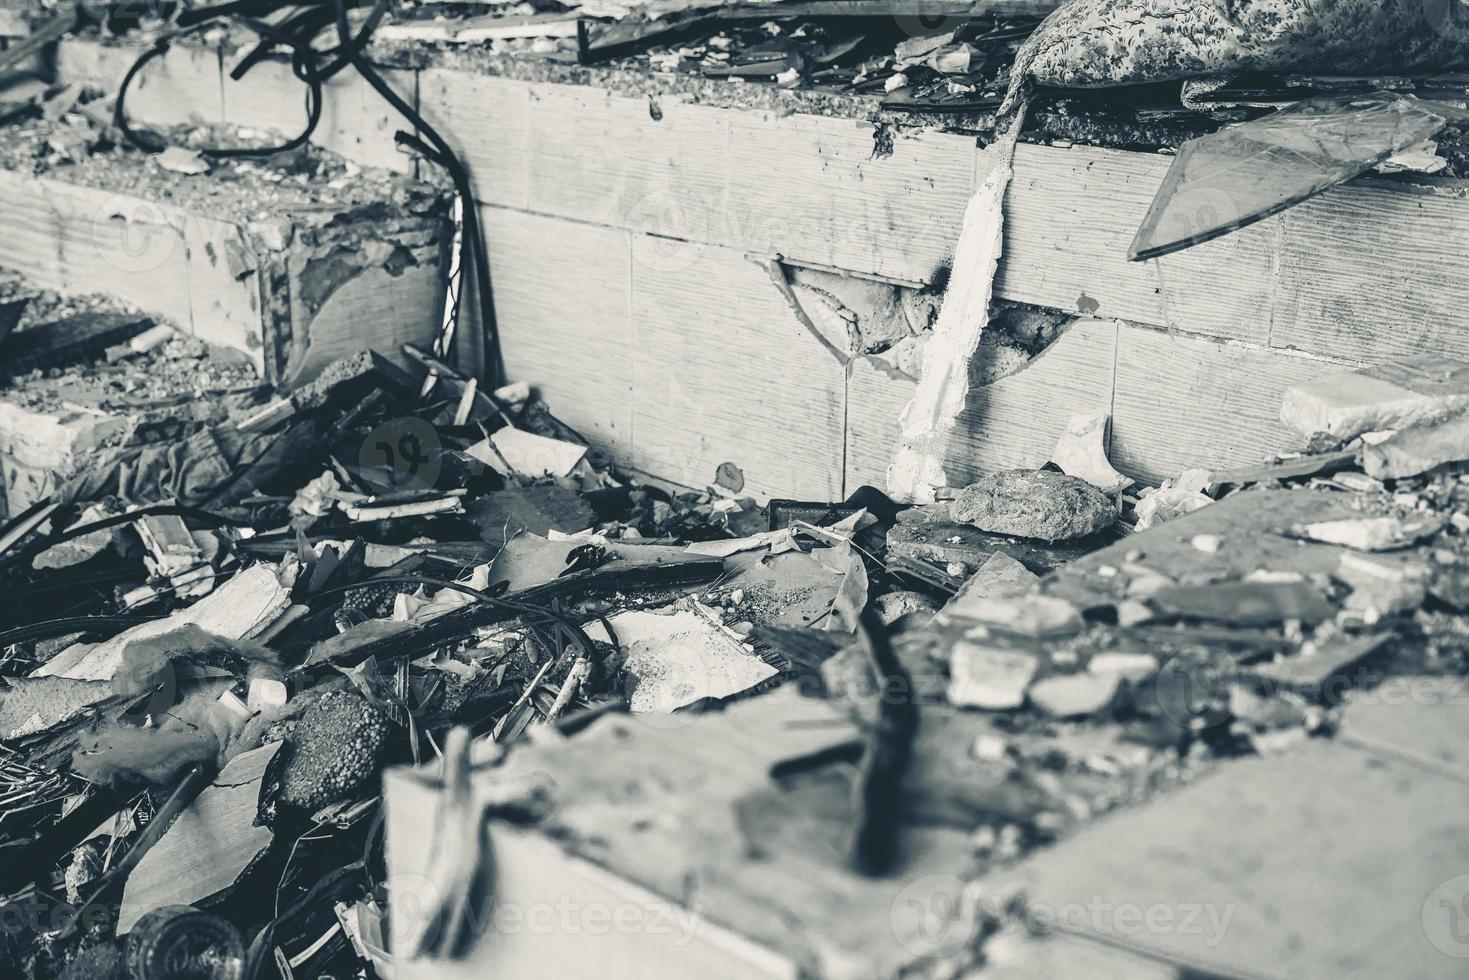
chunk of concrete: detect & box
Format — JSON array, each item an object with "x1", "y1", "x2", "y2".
[
  {"x1": 1281, "y1": 355, "x2": 1469, "y2": 440},
  {"x1": 948, "y1": 639, "x2": 1039, "y2": 710},
  {"x1": 1028, "y1": 671, "x2": 1120, "y2": 719},
  {"x1": 951, "y1": 470, "x2": 1119, "y2": 543}
]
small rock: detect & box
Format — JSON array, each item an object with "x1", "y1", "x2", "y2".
[
  {"x1": 1087, "y1": 652, "x2": 1159, "y2": 682},
  {"x1": 950, "y1": 470, "x2": 1119, "y2": 543},
  {"x1": 956, "y1": 595, "x2": 1083, "y2": 637},
  {"x1": 157, "y1": 145, "x2": 211, "y2": 175},
  {"x1": 1115, "y1": 599, "x2": 1153, "y2": 627},
  {"x1": 1028, "y1": 672, "x2": 1121, "y2": 719},
  {"x1": 874, "y1": 590, "x2": 939, "y2": 626},
  {"x1": 948, "y1": 640, "x2": 1038, "y2": 710},
  {"x1": 1191, "y1": 533, "x2": 1222, "y2": 553},
  {"x1": 972, "y1": 733, "x2": 1009, "y2": 761}
]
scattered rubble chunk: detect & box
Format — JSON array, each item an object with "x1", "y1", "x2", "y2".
[
  {"x1": 1281, "y1": 355, "x2": 1469, "y2": 441},
  {"x1": 954, "y1": 595, "x2": 1084, "y2": 638},
  {"x1": 1360, "y1": 412, "x2": 1469, "y2": 479},
  {"x1": 874, "y1": 590, "x2": 939, "y2": 626},
  {"x1": 1150, "y1": 581, "x2": 1335, "y2": 626},
  {"x1": 1087, "y1": 652, "x2": 1159, "y2": 682},
  {"x1": 951, "y1": 469, "x2": 1120, "y2": 543},
  {"x1": 947, "y1": 638, "x2": 1039, "y2": 710},
  {"x1": 596, "y1": 604, "x2": 778, "y2": 712},
  {"x1": 1029, "y1": 671, "x2": 1121, "y2": 719},
  {"x1": 276, "y1": 692, "x2": 391, "y2": 812},
  {"x1": 1048, "y1": 413, "x2": 1132, "y2": 492},
  {"x1": 1298, "y1": 515, "x2": 1444, "y2": 552}
]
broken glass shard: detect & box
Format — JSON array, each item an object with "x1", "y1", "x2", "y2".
[{"x1": 1130, "y1": 93, "x2": 1458, "y2": 262}]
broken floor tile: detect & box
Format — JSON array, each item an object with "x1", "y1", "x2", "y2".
[
  {"x1": 998, "y1": 738, "x2": 1469, "y2": 979},
  {"x1": 951, "y1": 470, "x2": 1120, "y2": 543},
  {"x1": 1281, "y1": 354, "x2": 1469, "y2": 441},
  {"x1": 117, "y1": 741, "x2": 281, "y2": 933}
]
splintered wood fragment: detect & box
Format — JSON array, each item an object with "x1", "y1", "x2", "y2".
[
  {"x1": 117, "y1": 743, "x2": 281, "y2": 933},
  {"x1": 888, "y1": 115, "x2": 1023, "y2": 503}
]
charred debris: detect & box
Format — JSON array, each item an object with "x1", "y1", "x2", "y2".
[{"x1": 1, "y1": 0, "x2": 1469, "y2": 979}]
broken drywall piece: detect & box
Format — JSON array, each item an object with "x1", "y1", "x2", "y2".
[
  {"x1": 1049, "y1": 414, "x2": 1132, "y2": 492},
  {"x1": 590, "y1": 604, "x2": 777, "y2": 713},
  {"x1": 467, "y1": 427, "x2": 587, "y2": 479},
  {"x1": 888, "y1": 115, "x2": 1024, "y2": 503},
  {"x1": 117, "y1": 741, "x2": 280, "y2": 934},
  {"x1": 1281, "y1": 355, "x2": 1469, "y2": 441},
  {"x1": 36, "y1": 559, "x2": 299, "y2": 684}
]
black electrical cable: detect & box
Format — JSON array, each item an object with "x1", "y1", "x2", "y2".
[
  {"x1": 330, "y1": 0, "x2": 502, "y2": 384},
  {"x1": 113, "y1": 0, "x2": 504, "y2": 379},
  {"x1": 309, "y1": 574, "x2": 598, "y2": 658}
]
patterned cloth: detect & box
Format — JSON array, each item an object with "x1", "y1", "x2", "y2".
[{"x1": 1012, "y1": 0, "x2": 1469, "y2": 91}]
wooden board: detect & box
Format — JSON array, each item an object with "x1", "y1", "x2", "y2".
[
  {"x1": 0, "y1": 172, "x2": 204, "y2": 347},
  {"x1": 629, "y1": 235, "x2": 847, "y2": 499},
  {"x1": 1109, "y1": 327, "x2": 1339, "y2": 484},
  {"x1": 56, "y1": 40, "x2": 412, "y2": 174},
  {"x1": 419, "y1": 68, "x2": 531, "y2": 208},
  {"x1": 481, "y1": 206, "x2": 636, "y2": 458}
]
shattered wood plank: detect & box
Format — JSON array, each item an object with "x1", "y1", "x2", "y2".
[
  {"x1": 888, "y1": 128, "x2": 1019, "y2": 502},
  {"x1": 36, "y1": 560, "x2": 297, "y2": 684}
]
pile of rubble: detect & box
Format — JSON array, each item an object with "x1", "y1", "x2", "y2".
[{"x1": 2, "y1": 279, "x2": 1469, "y2": 976}]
